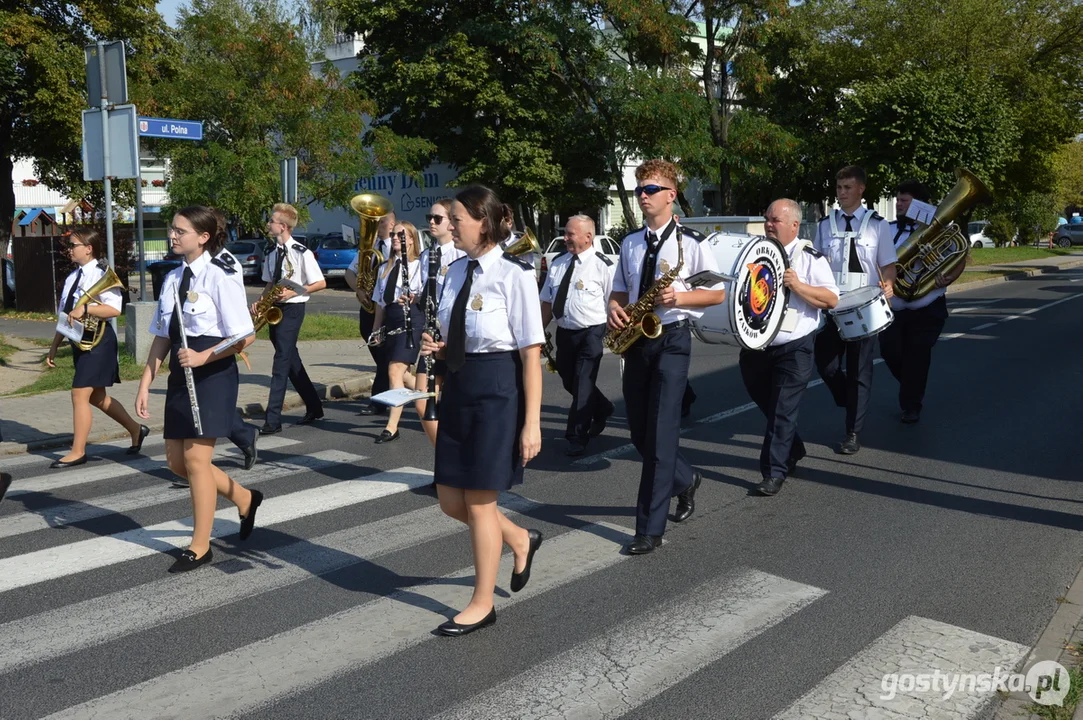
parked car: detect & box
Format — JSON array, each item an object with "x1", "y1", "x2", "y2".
[
  {"x1": 225, "y1": 240, "x2": 267, "y2": 281},
  {"x1": 538, "y1": 235, "x2": 621, "y2": 285},
  {"x1": 292, "y1": 232, "x2": 324, "y2": 251},
  {"x1": 313, "y1": 233, "x2": 358, "y2": 281},
  {"x1": 1053, "y1": 223, "x2": 1083, "y2": 248},
  {"x1": 968, "y1": 221, "x2": 994, "y2": 248}
]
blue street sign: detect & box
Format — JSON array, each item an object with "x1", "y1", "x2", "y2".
[{"x1": 137, "y1": 117, "x2": 203, "y2": 140}]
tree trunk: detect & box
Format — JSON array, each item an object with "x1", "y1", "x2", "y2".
[
  {"x1": 613, "y1": 167, "x2": 638, "y2": 230},
  {"x1": 0, "y1": 152, "x2": 14, "y2": 311},
  {"x1": 703, "y1": 11, "x2": 735, "y2": 215},
  {"x1": 676, "y1": 189, "x2": 694, "y2": 218}
]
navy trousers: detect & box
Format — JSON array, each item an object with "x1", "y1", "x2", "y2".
[
  {"x1": 265, "y1": 303, "x2": 322, "y2": 427},
  {"x1": 622, "y1": 324, "x2": 695, "y2": 537},
  {"x1": 878, "y1": 296, "x2": 948, "y2": 413},
  {"x1": 229, "y1": 412, "x2": 257, "y2": 450},
  {"x1": 360, "y1": 307, "x2": 390, "y2": 400},
  {"x1": 555, "y1": 324, "x2": 613, "y2": 443},
  {"x1": 740, "y1": 333, "x2": 815, "y2": 480},
  {"x1": 814, "y1": 322, "x2": 876, "y2": 435}
]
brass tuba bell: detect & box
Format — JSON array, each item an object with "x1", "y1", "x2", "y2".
[
  {"x1": 70, "y1": 266, "x2": 125, "y2": 351},
  {"x1": 350, "y1": 193, "x2": 393, "y2": 313},
  {"x1": 502, "y1": 228, "x2": 542, "y2": 257}
]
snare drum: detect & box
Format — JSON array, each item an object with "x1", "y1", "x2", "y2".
[
  {"x1": 828, "y1": 286, "x2": 894, "y2": 340},
  {"x1": 691, "y1": 233, "x2": 790, "y2": 350}
]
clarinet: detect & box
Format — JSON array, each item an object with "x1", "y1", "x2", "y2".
[
  {"x1": 422, "y1": 245, "x2": 441, "y2": 421},
  {"x1": 172, "y1": 285, "x2": 204, "y2": 436},
  {"x1": 401, "y1": 250, "x2": 415, "y2": 350}
]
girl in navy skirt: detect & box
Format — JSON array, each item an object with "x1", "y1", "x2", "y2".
[
  {"x1": 369, "y1": 222, "x2": 424, "y2": 444},
  {"x1": 420, "y1": 186, "x2": 545, "y2": 637},
  {"x1": 135, "y1": 206, "x2": 262, "y2": 574},
  {"x1": 46, "y1": 228, "x2": 149, "y2": 469}
]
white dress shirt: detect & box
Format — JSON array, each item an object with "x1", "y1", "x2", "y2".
[
  {"x1": 261, "y1": 237, "x2": 324, "y2": 304},
  {"x1": 420, "y1": 241, "x2": 467, "y2": 295},
  {"x1": 612, "y1": 219, "x2": 720, "y2": 325},
  {"x1": 882, "y1": 220, "x2": 945, "y2": 310},
  {"x1": 771, "y1": 240, "x2": 839, "y2": 346},
  {"x1": 215, "y1": 249, "x2": 246, "y2": 291},
  {"x1": 152, "y1": 251, "x2": 255, "y2": 339},
  {"x1": 814, "y1": 207, "x2": 897, "y2": 291},
  {"x1": 539, "y1": 245, "x2": 614, "y2": 329},
  {"x1": 372, "y1": 257, "x2": 423, "y2": 308},
  {"x1": 437, "y1": 245, "x2": 545, "y2": 352},
  {"x1": 58, "y1": 261, "x2": 123, "y2": 316}
]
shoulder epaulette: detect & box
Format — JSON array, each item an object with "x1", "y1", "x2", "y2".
[
  {"x1": 502, "y1": 252, "x2": 534, "y2": 271},
  {"x1": 890, "y1": 219, "x2": 900, "y2": 225},
  {"x1": 291, "y1": 241, "x2": 309, "y2": 253},
  {"x1": 96, "y1": 259, "x2": 108, "y2": 271},
  {"x1": 212, "y1": 252, "x2": 238, "y2": 274},
  {"x1": 870, "y1": 211, "x2": 883, "y2": 221},
  {"x1": 803, "y1": 245, "x2": 824, "y2": 258},
  {"x1": 553, "y1": 249, "x2": 568, "y2": 263},
  {"x1": 681, "y1": 227, "x2": 707, "y2": 242},
  {"x1": 597, "y1": 253, "x2": 614, "y2": 266}
]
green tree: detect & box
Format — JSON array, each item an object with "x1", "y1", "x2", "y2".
[
  {"x1": 149, "y1": 0, "x2": 374, "y2": 233},
  {"x1": 1052, "y1": 140, "x2": 1083, "y2": 212},
  {"x1": 0, "y1": 1, "x2": 167, "y2": 308}
]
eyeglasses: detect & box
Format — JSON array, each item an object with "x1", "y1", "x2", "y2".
[
  {"x1": 167, "y1": 226, "x2": 193, "y2": 238},
  {"x1": 68, "y1": 242, "x2": 91, "y2": 249},
  {"x1": 425, "y1": 214, "x2": 446, "y2": 224},
  {"x1": 634, "y1": 185, "x2": 672, "y2": 197}
]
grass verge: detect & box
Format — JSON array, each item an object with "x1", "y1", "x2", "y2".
[
  {"x1": 255, "y1": 312, "x2": 358, "y2": 342},
  {"x1": 969, "y1": 247, "x2": 1078, "y2": 265},
  {"x1": 1, "y1": 342, "x2": 149, "y2": 397},
  {"x1": 0, "y1": 309, "x2": 127, "y2": 327},
  {"x1": 958, "y1": 270, "x2": 1017, "y2": 284},
  {"x1": 0, "y1": 334, "x2": 17, "y2": 366},
  {"x1": 1025, "y1": 663, "x2": 1083, "y2": 719}
]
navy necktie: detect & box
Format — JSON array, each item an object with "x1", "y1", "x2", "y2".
[
  {"x1": 445, "y1": 260, "x2": 479, "y2": 373},
  {"x1": 273, "y1": 246, "x2": 285, "y2": 282},
  {"x1": 63, "y1": 268, "x2": 83, "y2": 314},
  {"x1": 553, "y1": 255, "x2": 577, "y2": 320},
  {"x1": 170, "y1": 267, "x2": 194, "y2": 339},
  {"x1": 844, "y1": 214, "x2": 862, "y2": 272}
]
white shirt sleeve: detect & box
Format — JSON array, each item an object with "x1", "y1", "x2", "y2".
[
  {"x1": 261, "y1": 250, "x2": 276, "y2": 283},
  {"x1": 612, "y1": 240, "x2": 630, "y2": 293},
  {"x1": 300, "y1": 247, "x2": 324, "y2": 286},
  {"x1": 373, "y1": 265, "x2": 389, "y2": 308},
  {"x1": 98, "y1": 285, "x2": 123, "y2": 312},
  {"x1": 212, "y1": 269, "x2": 256, "y2": 337},
  {"x1": 876, "y1": 223, "x2": 899, "y2": 267},
  {"x1": 508, "y1": 268, "x2": 545, "y2": 349},
  {"x1": 538, "y1": 260, "x2": 557, "y2": 303},
  {"x1": 808, "y1": 254, "x2": 840, "y2": 297},
  {"x1": 689, "y1": 237, "x2": 719, "y2": 274},
  {"x1": 602, "y1": 258, "x2": 615, "y2": 301},
  {"x1": 150, "y1": 273, "x2": 179, "y2": 339},
  {"x1": 347, "y1": 253, "x2": 360, "y2": 274}
]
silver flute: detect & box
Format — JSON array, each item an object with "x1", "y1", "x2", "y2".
[{"x1": 173, "y1": 285, "x2": 204, "y2": 436}]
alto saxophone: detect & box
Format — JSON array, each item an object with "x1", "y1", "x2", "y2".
[
  {"x1": 604, "y1": 226, "x2": 684, "y2": 355},
  {"x1": 251, "y1": 255, "x2": 293, "y2": 333}
]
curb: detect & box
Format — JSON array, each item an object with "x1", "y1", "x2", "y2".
[
  {"x1": 0, "y1": 372, "x2": 375, "y2": 456},
  {"x1": 948, "y1": 258, "x2": 1083, "y2": 295},
  {"x1": 992, "y1": 561, "x2": 1083, "y2": 720}
]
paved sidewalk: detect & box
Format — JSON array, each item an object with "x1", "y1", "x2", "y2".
[
  {"x1": 949, "y1": 252, "x2": 1083, "y2": 293},
  {"x1": 0, "y1": 338, "x2": 375, "y2": 455}
]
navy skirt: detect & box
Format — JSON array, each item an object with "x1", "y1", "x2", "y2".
[
  {"x1": 435, "y1": 351, "x2": 525, "y2": 491},
  {"x1": 382, "y1": 303, "x2": 425, "y2": 365},
  {"x1": 71, "y1": 323, "x2": 121, "y2": 389},
  {"x1": 164, "y1": 335, "x2": 238, "y2": 440}
]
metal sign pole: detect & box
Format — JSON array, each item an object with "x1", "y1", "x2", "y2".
[
  {"x1": 96, "y1": 41, "x2": 117, "y2": 338},
  {"x1": 135, "y1": 137, "x2": 146, "y2": 300}
]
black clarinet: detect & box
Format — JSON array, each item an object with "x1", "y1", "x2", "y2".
[
  {"x1": 401, "y1": 246, "x2": 415, "y2": 350},
  {"x1": 422, "y1": 244, "x2": 441, "y2": 421}
]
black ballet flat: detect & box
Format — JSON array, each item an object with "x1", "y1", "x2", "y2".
[
  {"x1": 168, "y1": 548, "x2": 213, "y2": 573},
  {"x1": 238, "y1": 489, "x2": 264, "y2": 541},
  {"x1": 374, "y1": 429, "x2": 399, "y2": 444},
  {"x1": 510, "y1": 529, "x2": 543, "y2": 593},
  {"x1": 49, "y1": 455, "x2": 87, "y2": 470},
  {"x1": 436, "y1": 608, "x2": 496, "y2": 637},
  {"x1": 126, "y1": 425, "x2": 151, "y2": 455}
]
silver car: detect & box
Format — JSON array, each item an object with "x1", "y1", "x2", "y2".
[
  {"x1": 538, "y1": 235, "x2": 621, "y2": 285},
  {"x1": 225, "y1": 241, "x2": 267, "y2": 281}
]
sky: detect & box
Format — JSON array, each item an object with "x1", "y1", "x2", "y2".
[{"x1": 156, "y1": 0, "x2": 186, "y2": 27}]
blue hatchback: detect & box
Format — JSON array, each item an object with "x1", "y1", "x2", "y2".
[{"x1": 312, "y1": 234, "x2": 358, "y2": 282}]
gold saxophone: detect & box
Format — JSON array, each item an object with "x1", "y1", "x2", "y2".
[
  {"x1": 251, "y1": 254, "x2": 293, "y2": 332},
  {"x1": 604, "y1": 226, "x2": 684, "y2": 354},
  {"x1": 542, "y1": 331, "x2": 558, "y2": 373}
]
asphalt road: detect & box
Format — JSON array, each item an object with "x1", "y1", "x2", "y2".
[{"x1": 0, "y1": 268, "x2": 1081, "y2": 719}]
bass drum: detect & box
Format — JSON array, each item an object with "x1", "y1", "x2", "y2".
[{"x1": 690, "y1": 233, "x2": 790, "y2": 350}]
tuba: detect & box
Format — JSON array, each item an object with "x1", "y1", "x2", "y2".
[
  {"x1": 894, "y1": 168, "x2": 992, "y2": 301},
  {"x1": 70, "y1": 266, "x2": 125, "y2": 351},
  {"x1": 503, "y1": 228, "x2": 542, "y2": 257},
  {"x1": 350, "y1": 193, "x2": 393, "y2": 313}
]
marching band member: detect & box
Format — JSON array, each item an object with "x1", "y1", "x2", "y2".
[
  {"x1": 607, "y1": 159, "x2": 723, "y2": 555},
  {"x1": 252, "y1": 203, "x2": 326, "y2": 435},
  {"x1": 413, "y1": 200, "x2": 465, "y2": 445},
  {"x1": 813, "y1": 166, "x2": 897, "y2": 455},
  {"x1": 349, "y1": 211, "x2": 396, "y2": 417},
  {"x1": 136, "y1": 206, "x2": 262, "y2": 573},
  {"x1": 46, "y1": 228, "x2": 149, "y2": 469},
  {"x1": 420, "y1": 185, "x2": 544, "y2": 637},
  {"x1": 878, "y1": 180, "x2": 964, "y2": 423},
  {"x1": 369, "y1": 222, "x2": 424, "y2": 443},
  {"x1": 539, "y1": 214, "x2": 615, "y2": 457},
  {"x1": 740, "y1": 200, "x2": 839, "y2": 496}
]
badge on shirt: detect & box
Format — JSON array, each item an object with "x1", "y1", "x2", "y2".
[
  {"x1": 575, "y1": 279, "x2": 584, "y2": 290},
  {"x1": 440, "y1": 266, "x2": 448, "y2": 276},
  {"x1": 659, "y1": 259, "x2": 671, "y2": 273},
  {"x1": 471, "y1": 293, "x2": 484, "y2": 311},
  {"x1": 187, "y1": 290, "x2": 199, "y2": 303}
]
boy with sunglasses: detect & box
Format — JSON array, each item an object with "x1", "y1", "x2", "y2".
[{"x1": 607, "y1": 159, "x2": 725, "y2": 555}]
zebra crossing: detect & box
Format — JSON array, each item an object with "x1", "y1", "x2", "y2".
[{"x1": 0, "y1": 441, "x2": 1036, "y2": 719}]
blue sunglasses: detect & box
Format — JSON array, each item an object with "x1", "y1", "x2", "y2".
[{"x1": 634, "y1": 185, "x2": 672, "y2": 196}]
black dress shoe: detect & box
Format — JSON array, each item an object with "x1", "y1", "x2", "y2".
[
  {"x1": 436, "y1": 607, "x2": 496, "y2": 637},
  {"x1": 242, "y1": 438, "x2": 258, "y2": 471},
  {"x1": 838, "y1": 433, "x2": 861, "y2": 455},
  {"x1": 0, "y1": 472, "x2": 12, "y2": 503},
  {"x1": 901, "y1": 409, "x2": 920, "y2": 424},
  {"x1": 565, "y1": 441, "x2": 586, "y2": 457},
  {"x1": 259, "y1": 424, "x2": 282, "y2": 436},
  {"x1": 758, "y1": 477, "x2": 786, "y2": 496},
  {"x1": 168, "y1": 548, "x2": 213, "y2": 573},
  {"x1": 510, "y1": 529, "x2": 543, "y2": 592},
  {"x1": 238, "y1": 489, "x2": 264, "y2": 541},
  {"x1": 296, "y1": 410, "x2": 324, "y2": 425},
  {"x1": 126, "y1": 425, "x2": 151, "y2": 455},
  {"x1": 624, "y1": 534, "x2": 662, "y2": 555},
  {"x1": 374, "y1": 429, "x2": 399, "y2": 444},
  {"x1": 672, "y1": 470, "x2": 702, "y2": 523},
  {"x1": 49, "y1": 455, "x2": 87, "y2": 469},
  {"x1": 358, "y1": 404, "x2": 385, "y2": 416},
  {"x1": 588, "y1": 406, "x2": 614, "y2": 438}
]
